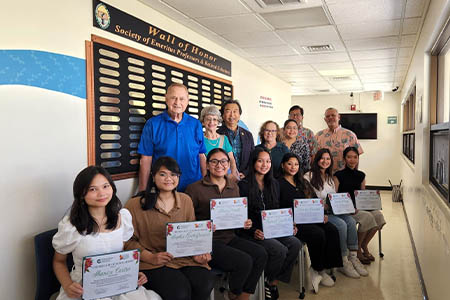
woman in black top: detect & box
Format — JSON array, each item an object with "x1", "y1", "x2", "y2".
[
  {"x1": 334, "y1": 147, "x2": 386, "y2": 263},
  {"x1": 239, "y1": 148, "x2": 301, "y2": 300},
  {"x1": 278, "y1": 153, "x2": 342, "y2": 294}
]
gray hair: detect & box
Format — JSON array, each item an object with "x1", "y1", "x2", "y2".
[{"x1": 200, "y1": 105, "x2": 222, "y2": 123}]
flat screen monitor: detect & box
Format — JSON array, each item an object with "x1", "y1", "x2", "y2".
[{"x1": 339, "y1": 113, "x2": 377, "y2": 140}]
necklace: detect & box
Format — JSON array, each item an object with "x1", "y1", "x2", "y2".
[{"x1": 206, "y1": 135, "x2": 220, "y2": 147}]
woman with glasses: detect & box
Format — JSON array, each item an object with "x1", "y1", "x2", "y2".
[
  {"x1": 282, "y1": 119, "x2": 311, "y2": 174},
  {"x1": 256, "y1": 120, "x2": 289, "y2": 177},
  {"x1": 125, "y1": 156, "x2": 215, "y2": 300},
  {"x1": 239, "y1": 148, "x2": 301, "y2": 300},
  {"x1": 200, "y1": 105, "x2": 240, "y2": 180},
  {"x1": 185, "y1": 148, "x2": 267, "y2": 300}
]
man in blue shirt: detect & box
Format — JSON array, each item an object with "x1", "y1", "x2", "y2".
[{"x1": 138, "y1": 83, "x2": 207, "y2": 192}]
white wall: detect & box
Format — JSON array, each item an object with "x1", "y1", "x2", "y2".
[
  {"x1": 0, "y1": 0, "x2": 290, "y2": 298},
  {"x1": 292, "y1": 92, "x2": 402, "y2": 186},
  {"x1": 399, "y1": 0, "x2": 450, "y2": 299}
]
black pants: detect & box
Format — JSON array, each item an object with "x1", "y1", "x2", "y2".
[
  {"x1": 244, "y1": 235, "x2": 302, "y2": 283},
  {"x1": 296, "y1": 222, "x2": 343, "y2": 271},
  {"x1": 210, "y1": 236, "x2": 267, "y2": 294},
  {"x1": 142, "y1": 266, "x2": 214, "y2": 300}
]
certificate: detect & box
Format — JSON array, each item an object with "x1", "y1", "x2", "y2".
[
  {"x1": 328, "y1": 193, "x2": 355, "y2": 215},
  {"x1": 261, "y1": 208, "x2": 294, "y2": 239},
  {"x1": 293, "y1": 198, "x2": 324, "y2": 224},
  {"x1": 82, "y1": 249, "x2": 140, "y2": 300},
  {"x1": 166, "y1": 220, "x2": 213, "y2": 258},
  {"x1": 355, "y1": 190, "x2": 382, "y2": 210},
  {"x1": 210, "y1": 197, "x2": 248, "y2": 230}
]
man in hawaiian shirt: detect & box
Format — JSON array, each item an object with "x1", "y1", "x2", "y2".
[{"x1": 316, "y1": 107, "x2": 363, "y2": 173}]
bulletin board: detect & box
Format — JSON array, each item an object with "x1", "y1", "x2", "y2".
[{"x1": 86, "y1": 35, "x2": 233, "y2": 180}]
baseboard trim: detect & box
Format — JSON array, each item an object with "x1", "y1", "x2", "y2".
[
  {"x1": 402, "y1": 202, "x2": 429, "y2": 300},
  {"x1": 366, "y1": 185, "x2": 392, "y2": 191}
]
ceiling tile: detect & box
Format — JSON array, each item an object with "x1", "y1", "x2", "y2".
[
  {"x1": 357, "y1": 65, "x2": 396, "y2": 74},
  {"x1": 401, "y1": 34, "x2": 417, "y2": 47},
  {"x1": 221, "y1": 31, "x2": 285, "y2": 47},
  {"x1": 250, "y1": 55, "x2": 306, "y2": 65},
  {"x1": 398, "y1": 47, "x2": 413, "y2": 57},
  {"x1": 397, "y1": 56, "x2": 411, "y2": 65},
  {"x1": 327, "y1": 0, "x2": 404, "y2": 24},
  {"x1": 338, "y1": 20, "x2": 401, "y2": 40},
  {"x1": 354, "y1": 58, "x2": 397, "y2": 68},
  {"x1": 242, "y1": 45, "x2": 296, "y2": 57},
  {"x1": 260, "y1": 7, "x2": 329, "y2": 30},
  {"x1": 350, "y1": 48, "x2": 398, "y2": 60},
  {"x1": 196, "y1": 14, "x2": 270, "y2": 35},
  {"x1": 345, "y1": 36, "x2": 401, "y2": 51},
  {"x1": 271, "y1": 64, "x2": 315, "y2": 72},
  {"x1": 405, "y1": 0, "x2": 427, "y2": 18},
  {"x1": 277, "y1": 71, "x2": 320, "y2": 78},
  {"x1": 161, "y1": 0, "x2": 250, "y2": 18},
  {"x1": 364, "y1": 82, "x2": 394, "y2": 91},
  {"x1": 301, "y1": 52, "x2": 350, "y2": 63},
  {"x1": 402, "y1": 18, "x2": 421, "y2": 34},
  {"x1": 312, "y1": 62, "x2": 354, "y2": 71},
  {"x1": 276, "y1": 25, "x2": 341, "y2": 45}
]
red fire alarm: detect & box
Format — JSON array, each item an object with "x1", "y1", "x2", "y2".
[{"x1": 350, "y1": 104, "x2": 356, "y2": 111}]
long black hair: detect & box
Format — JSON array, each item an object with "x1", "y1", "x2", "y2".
[
  {"x1": 309, "y1": 148, "x2": 334, "y2": 191},
  {"x1": 280, "y1": 152, "x2": 316, "y2": 198},
  {"x1": 247, "y1": 147, "x2": 278, "y2": 209},
  {"x1": 70, "y1": 166, "x2": 121, "y2": 234},
  {"x1": 139, "y1": 156, "x2": 181, "y2": 211}
]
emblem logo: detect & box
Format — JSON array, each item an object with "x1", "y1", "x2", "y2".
[{"x1": 95, "y1": 3, "x2": 110, "y2": 29}]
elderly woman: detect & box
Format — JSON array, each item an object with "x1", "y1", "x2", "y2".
[
  {"x1": 200, "y1": 105, "x2": 239, "y2": 180},
  {"x1": 256, "y1": 120, "x2": 289, "y2": 177}
]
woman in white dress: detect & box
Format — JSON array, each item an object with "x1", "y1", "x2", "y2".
[{"x1": 52, "y1": 166, "x2": 161, "y2": 300}]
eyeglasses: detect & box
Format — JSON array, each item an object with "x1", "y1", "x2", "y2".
[
  {"x1": 264, "y1": 129, "x2": 277, "y2": 134},
  {"x1": 290, "y1": 113, "x2": 302, "y2": 117},
  {"x1": 285, "y1": 126, "x2": 298, "y2": 130},
  {"x1": 156, "y1": 171, "x2": 180, "y2": 178},
  {"x1": 205, "y1": 117, "x2": 219, "y2": 122},
  {"x1": 208, "y1": 159, "x2": 229, "y2": 166}
]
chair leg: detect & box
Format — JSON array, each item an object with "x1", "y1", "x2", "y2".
[
  {"x1": 298, "y1": 245, "x2": 306, "y2": 299},
  {"x1": 379, "y1": 229, "x2": 384, "y2": 258}
]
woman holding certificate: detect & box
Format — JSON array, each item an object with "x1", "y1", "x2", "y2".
[
  {"x1": 185, "y1": 148, "x2": 267, "y2": 300},
  {"x1": 304, "y1": 148, "x2": 368, "y2": 277},
  {"x1": 124, "y1": 157, "x2": 215, "y2": 300},
  {"x1": 52, "y1": 166, "x2": 161, "y2": 300},
  {"x1": 239, "y1": 147, "x2": 301, "y2": 300},
  {"x1": 334, "y1": 147, "x2": 386, "y2": 264},
  {"x1": 278, "y1": 153, "x2": 342, "y2": 294}
]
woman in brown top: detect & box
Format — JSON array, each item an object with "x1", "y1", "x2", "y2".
[
  {"x1": 125, "y1": 156, "x2": 214, "y2": 300},
  {"x1": 185, "y1": 148, "x2": 267, "y2": 300}
]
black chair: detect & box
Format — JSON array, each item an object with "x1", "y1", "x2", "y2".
[{"x1": 34, "y1": 228, "x2": 73, "y2": 300}]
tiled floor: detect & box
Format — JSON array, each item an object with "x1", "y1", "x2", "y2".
[{"x1": 278, "y1": 191, "x2": 423, "y2": 300}]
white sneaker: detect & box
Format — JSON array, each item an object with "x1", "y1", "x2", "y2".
[
  {"x1": 339, "y1": 260, "x2": 360, "y2": 278},
  {"x1": 349, "y1": 255, "x2": 369, "y2": 277},
  {"x1": 319, "y1": 271, "x2": 335, "y2": 287},
  {"x1": 310, "y1": 268, "x2": 322, "y2": 293}
]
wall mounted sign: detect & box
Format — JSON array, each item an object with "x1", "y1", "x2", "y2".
[
  {"x1": 387, "y1": 116, "x2": 397, "y2": 124},
  {"x1": 93, "y1": 0, "x2": 232, "y2": 76},
  {"x1": 259, "y1": 95, "x2": 273, "y2": 109}
]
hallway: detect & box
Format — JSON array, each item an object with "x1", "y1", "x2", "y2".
[{"x1": 279, "y1": 191, "x2": 423, "y2": 300}]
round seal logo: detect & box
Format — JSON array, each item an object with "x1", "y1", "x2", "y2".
[{"x1": 95, "y1": 3, "x2": 110, "y2": 29}]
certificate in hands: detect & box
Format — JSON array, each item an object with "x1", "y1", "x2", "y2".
[
  {"x1": 293, "y1": 198, "x2": 324, "y2": 224},
  {"x1": 355, "y1": 190, "x2": 382, "y2": 210},
  {"x1": 328, "y1": 193, "x2": 356, "y2": 215},
  {"x1": 210, "y1": 197, "x2": 248, "y2": 230},
  {"x1": 82, "y1": 249, "x2": 140, "y2": 300},
  {"x1": 166, "y1": 220, "x2": 213, "y2": 258},
  {"x1": 261, "y1": 208, "x2": 294, "y2": 239}
]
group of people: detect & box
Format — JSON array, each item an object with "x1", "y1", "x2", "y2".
[{"x1": 52, "y1": 83, "x2": 386, "y2": 300}]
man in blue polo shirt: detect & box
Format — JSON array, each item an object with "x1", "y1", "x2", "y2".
[{"x1": 138, "y1": 83, "x2": 207, "y2": 192}]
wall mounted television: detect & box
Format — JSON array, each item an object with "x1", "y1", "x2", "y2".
[{"x1": 339, "y1": 113, "x2": 377, "y2": 140}]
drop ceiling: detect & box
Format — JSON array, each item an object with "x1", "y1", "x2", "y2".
[{"x1": 139, "y1": 0, "x2": 429, "y2": 95}]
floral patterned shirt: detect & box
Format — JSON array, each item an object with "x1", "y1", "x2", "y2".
[
  {"x1": 288, "y1": 139, "x2": 311, "y2": 174},
  {"x1": 316, "y1": 126, "x2": 363, "y2": 172},
  {"x1": 298, "y1": 127, "x2": 318, "y2": 157}
]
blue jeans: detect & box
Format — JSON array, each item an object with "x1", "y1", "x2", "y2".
[{"x1": 327, "y1": 214, "x2": 358, "y2": 256}]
